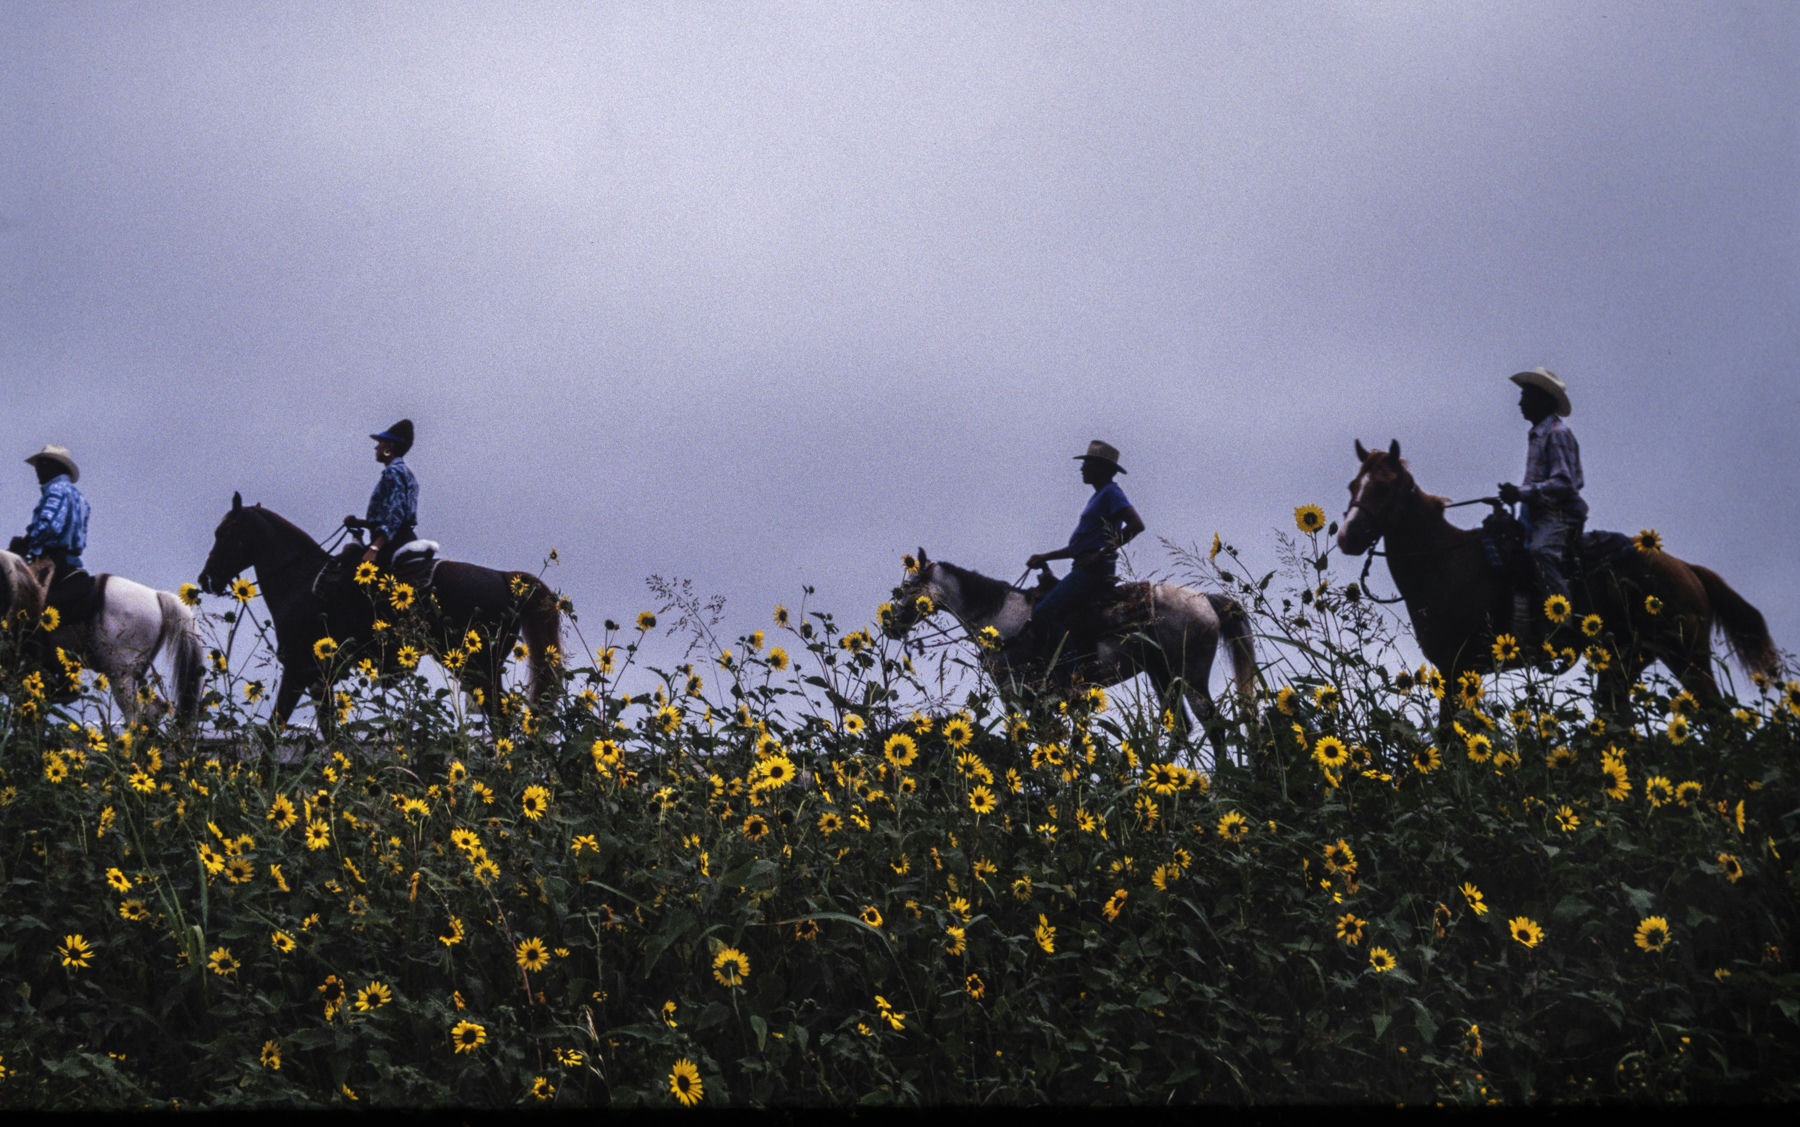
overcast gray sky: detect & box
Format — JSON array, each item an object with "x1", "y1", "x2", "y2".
[{"x1": 5, "y1": 1, "x2": 1796, "y2": 708}]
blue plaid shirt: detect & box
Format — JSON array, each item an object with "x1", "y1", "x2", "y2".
[
  {"x1": 365, "y1": 458, "x2": 418, "y2": 541},
  {"x1": 1521, "y1": 416, "x2": 1587, "y2": 518},
  {"x1": 24, "y1": 474, "x2": 89, "y2": 568}
]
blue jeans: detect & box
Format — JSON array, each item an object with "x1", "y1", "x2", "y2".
[
  {"x1": 1521, "y1": 507, "x2": 1583, "y2": 601},
  {"x1": 1032, "y1": 563, "x2": 1114, "y2": 640}
]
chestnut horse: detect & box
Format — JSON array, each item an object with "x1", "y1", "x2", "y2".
[
  {"x1": 197, "y1": 494, "x2": 562, "y2": 729},
  {"x1": 1336, "y1": 440, "x2": 1777, "y2": 712}
]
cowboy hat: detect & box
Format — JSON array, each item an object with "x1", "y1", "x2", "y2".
[
  {"x1": 25, "y1": 444, "x2": 79, "y2": 482},
  {"x1": 370, "y1": 419, "x2": 415, "y2": 456},
  {"x1": 1073, "y1": 439, "x2": 1126, "y2": 473},
  {"x1": 1508, "y1": 368, "x2": 1571, "y2": 417}
]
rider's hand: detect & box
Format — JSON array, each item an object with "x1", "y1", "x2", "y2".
[
  {"x1": 1497, "y1": 483, "x2": 1521, "y2": 505},
  {"x1": 1026, "y1": 554, "x2": 1046, "y2": 570},
  {"x1": 344, "y1": 515, "x2": 362, "y2": 528}
]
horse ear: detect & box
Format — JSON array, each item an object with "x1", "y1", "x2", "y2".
[
  {"x1": 1388, "y1": 439, "x2": 1402, "y2": 460},
  {"x1": 918, "y1": 546, "x2": 929, "y2": 565},
  {"x1": 232, "y1": 492, "x2": 242, "y2": 511},
  {"x1": 1354, "y1": 439, "x2": 1368, "y2": 461}
]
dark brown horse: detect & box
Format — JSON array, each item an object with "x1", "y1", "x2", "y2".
[
  {"x1": 197, "y1": 494, "x2": 562, "y2": 728},
  {"x1": 1336, "y1": 440, "x2": 1777, "y2": 711}
]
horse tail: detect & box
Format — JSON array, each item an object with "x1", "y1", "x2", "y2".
[
  {"x1": 1691, "y1": 564, "x2": 1780, "y2": 679},
  {"x1": 157, "y1": 589, "x2": 205, "y2": 724},
  {"x1": 518, "y1": 576, "x2": 564, "y2": 703},
  {"x1": 1207, "y1": 593, "x2": 1259, "y2": 705}
]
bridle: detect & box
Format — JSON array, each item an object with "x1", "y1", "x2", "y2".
[{"x1": 1344, "y1": 467, "x2": 1505, "y2": 604}]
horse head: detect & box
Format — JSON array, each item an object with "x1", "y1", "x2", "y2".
[
  {"x1": 1337, "y1": 440, "x2": 1414, "y2": 556},
  {"x1": 198, "y1": 492, "x2": 260, "y2": 595},
  {"x1": 882, "y1": 547, "x2": 941, "y2": 639}
]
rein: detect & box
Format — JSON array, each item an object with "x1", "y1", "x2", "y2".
[
  {"x1": 320, "y1": 521, "x2": 354, "y2": 554},
  {"x1": 1356, "y1": 494, "x2": 1506, "y2": 604}
]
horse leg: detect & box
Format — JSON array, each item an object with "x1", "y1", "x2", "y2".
[
  {"x1": 1184, "y1": 682, "x2": 1231, "y2": 772},
  {"x1": 272, "y1": 668, "x2": 308, "y2": 731}
]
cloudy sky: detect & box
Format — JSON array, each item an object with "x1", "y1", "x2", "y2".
[{"x1": 4, "y1": 2, "x2": 1795, "y2": 709}]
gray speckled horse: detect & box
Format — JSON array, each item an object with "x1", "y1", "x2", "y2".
[{"x1": 884, "y1": 549, "x2": 1259, "y2": 765}]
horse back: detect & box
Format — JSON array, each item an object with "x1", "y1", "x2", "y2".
[{"x1": 426, "y1": 561, "x2": 541, "y2": 622}]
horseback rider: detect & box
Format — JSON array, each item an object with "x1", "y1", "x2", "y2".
[
  {"x1": 1010, "y1": 440, "x2": 1145, "y2": 666},
  {"x1": 11, "y1": 444, "x2": 95, "y2": 624},
  {"x1": 345, "y1": 419, "x2": 418, "y2": 570},
  {"x1": 1497, "y1": 369, "x2": 1586, "y2": 629}
]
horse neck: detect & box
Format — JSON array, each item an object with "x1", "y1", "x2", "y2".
[
  {"x1": 1379, "y1": 485, "x2": 1489, "y2": 612},
  {"x1": 245, "y1": 510, "x2": 329, "y2": 618},
  {"x1": 933, "y1": 566, "x2": 1030, "y2": 638}
]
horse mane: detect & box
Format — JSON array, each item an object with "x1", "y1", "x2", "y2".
[
  {"x1": 243, "y1": 504, "x2": 329, "y2": 556},
  {"x1": 934, "y1": 561, "x2": 1018, "y2": 622}
]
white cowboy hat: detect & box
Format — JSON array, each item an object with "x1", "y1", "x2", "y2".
[
  {"x1": 1074, "y1": 439, "x2": 1126, "y2": 473},
  {"x1": 25, "y1": 444, "x2": 79, "y2": 482},
  {"x1": 1509, "y1": 368, "x2": 1571, "y2": 417}
]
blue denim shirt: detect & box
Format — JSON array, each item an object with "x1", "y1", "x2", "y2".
[
  {"x1": 365, "y1": 458, "x2": 418, "y2": 541},
  {"x1": 24, "y1": 474, "x2": 89, "y2": 568}
]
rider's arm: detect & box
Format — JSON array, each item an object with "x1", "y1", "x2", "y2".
[
  {"x1": 1026, "y1": 545, "x2": 1077, "y2": 569},
  {"x1": 1115, "y1": 506, "x2": 1145, "y2": 547}
]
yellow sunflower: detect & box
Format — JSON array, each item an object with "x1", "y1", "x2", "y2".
[
  {"x1": 1491, "y1": 633, "x2": 1521, "y2": 663},
  {"x1": 1313, "y1": 736, "x2": 1349, "y2": 770},
  {"x1": 669, "y1": 1058, "x2": 704, "y2": 1107},
  {"x1": 711, "y1": 946, "x2": 750, "y2": 988},
  {"x1": 1508, "y1": 916, "x2": 1544, "y2": 948},
  {"x1": 1459, "y1": 882, "x2": 1488, "y2": 916},
  {"x1": 515, "y1": 936, "x2": 552, "y2": 972},
  {"x1": 883, "y1": 733, "x2": 918, "y2": 769},
  {"x1": 207, "y1": 946, "x2": 239, "y2": 976},
  {"x1": 1294, "y1": 504, "x2": 1327, "y2": 534},
  {"x1": 1630, "y1": 914, "x2": 1673, "y2": 954},
  {"x1": 451, "y1": 1019, "x2": 486, "y2": 1054},
  {"x1": 1217, "y1": 810, "x2": 1250, "y2": 843}
]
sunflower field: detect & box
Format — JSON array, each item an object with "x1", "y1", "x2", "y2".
[{"x1": 1, "y1": 523, "x2": 1797, "y2": 1107}]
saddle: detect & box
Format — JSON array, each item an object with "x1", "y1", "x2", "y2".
[
  {"x1": 314, "y1": 540, "x2": 443, "y2": 603},
  {"x1": 1022, "y1": 577, "x2": 1157, "y2": 661},
  {"x1": 47, "y1": 568, "x2": 107, "y2": 629},
  {"x1": 1478, "y1": 510, "x2": 1636, "y2": 631}
]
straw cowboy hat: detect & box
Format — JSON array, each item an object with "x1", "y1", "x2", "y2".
[
  {"x1": 25, "y1": 444, "x2": 79, "y2": 483},
  {"x1": 1509, "y1": 368, "x2": 1571, "y2": 417},
  {"x1": 1074, "y1": 439, "x2": 1126, "y2": 473}
]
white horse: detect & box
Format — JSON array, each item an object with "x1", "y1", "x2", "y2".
[
  {"x1": 5, "y1": 552, "x2": 204, "y2": 726},
  {"x1": 884, "y1": 549, "x2": 1260, "y2": 766}
]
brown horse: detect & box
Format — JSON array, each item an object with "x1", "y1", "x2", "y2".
[
  {"x1": 197, "y1": 494, "x2": 562, "y2": 729},
  {"x1": 1336, "y1": 440, "x2": 1777, "y2": 712}
]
